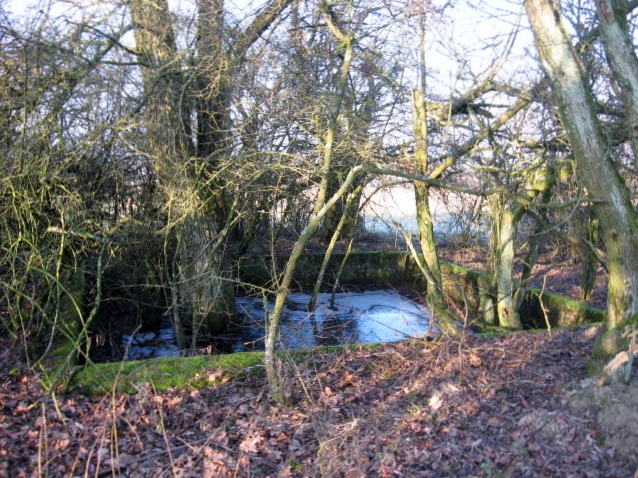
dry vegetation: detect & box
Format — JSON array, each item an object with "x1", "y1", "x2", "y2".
[{"x1": 1, "y1": 325, "x2": 636, "y2": 477}]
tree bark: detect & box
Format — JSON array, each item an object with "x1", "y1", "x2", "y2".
[
  {"x1": 412, "y1": 87, "x2": 457, "y2": 334},
  {"x1": 524, "y1": 0, "x2": 638, "y2": 332},
  {"x1": 197, "y1": 0, "x2": 230, "y2": 162},
  {"x1": 131, "y1": 0, "x2": 206, "y2": 338},
  {"x1": 131, "y1": 0, "x2": 293, "y2": 342},
  {"x1": 514, "y1": 186, "x2": 553, "y2": 311},
  {"x1": 490, "y1": 196, "x2": 522, "y2": 329},
  {"x1": 581, "y1": 207, "x2": 600, "y2": 301},
  {"x1": 490, "y1": 167, "x2": 555, "y2": 329},
  {"x1": 130, "y1": 0, "x2": 194, "y2": 166},
  {"x1": 595, "y1": 0, "x2": 638, "y2": 168},
  {"x1": 131, "y1": 0, "x2": 236, "y2": 340}
]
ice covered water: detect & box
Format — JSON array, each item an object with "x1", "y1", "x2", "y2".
[
  {"x1": 122, "y1": 320, "x2": 180, "y2": 360},
  {"x1": 235, "y1": 290, "x2": 432, "y2": 352},
  {"x1": 122, "y1": 290, "x2": 432, "y2": 360}
]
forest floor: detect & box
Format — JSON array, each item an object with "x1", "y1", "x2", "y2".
[
  {"x1": 1, "y1": 326, "x2": 637, "y2": 477},
  {"x1": 2, "y1": 238, "x2": 636, "y2": 477}
]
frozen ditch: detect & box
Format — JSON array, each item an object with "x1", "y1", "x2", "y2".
[
  {"x1": 236, "y1": 290, "x2": 433, "y2": 351},
  {"x1": 123, "y1": 290, "x2": 432, "y2": 360}
]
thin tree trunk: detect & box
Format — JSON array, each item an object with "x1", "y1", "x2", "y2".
[
  {"x1": 514, "y1": 187, "x2": 553, "y2": 311},
  {"x1": 493, "y1": 168, "x2": 555, "y2": 328},
  {"x1": 313, "y1": 41, "x2": 354, "y2": 215},
  {"x1": 330, "y1": 235, "x2": 356, "y2": 310},
  {"x1": 264, "y1": 167, "x2": 361, "y2": 397},
  {"x1": 493, "y1": 201, "x2": 522, "y2": 329},
  {"x1": 308, "y1": 186, "x2": 363, "y2": 312},
  {"x1": 264, "y1": 24, "x2": 355, "y2": 396},
  {"x1": 581, "y1": 207, "x2": 600, "y2": 301},
  {"x1": 412, "y1": 69, "x2": 457, "y2": 333},
  {"x1": 319, "y1": 71, "x2": 375, "y2": 244}
]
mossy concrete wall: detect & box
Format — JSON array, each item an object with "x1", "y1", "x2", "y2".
[
  {"x1": 239, "y1": 251, "x2": 603, "y2": 328},
  {"x1": 239, "y1": 251, "x2": 414, "y2": 289}
]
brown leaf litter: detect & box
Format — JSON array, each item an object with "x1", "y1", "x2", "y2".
[{"x1": 1, "y1": 326, "x2": 636, "y2": 477}]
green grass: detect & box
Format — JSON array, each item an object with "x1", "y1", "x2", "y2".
[
  {"x1": 70, "y1": 351, "x2": 265, "y2": 395},
  {"x1": 69, "y1": 342, "x2": 382, "y2": 396}
]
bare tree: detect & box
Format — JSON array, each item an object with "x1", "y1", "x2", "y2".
[{"x1": 0, "y1": 3, "x2": 139, "y2": 368}]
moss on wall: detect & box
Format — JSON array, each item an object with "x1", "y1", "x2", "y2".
[
  {"x1": 239, "y1": 251, "x2": 603, "y2": 328},
  {"x1": 70, "y1": 350, "x2": 265, "y2": 395},
  {"x1": 69, "y1": 343, "x2": 379, "y2": 395},
  {"x1": 520, "y1": 288, "x2": 604, "y2": 328}
]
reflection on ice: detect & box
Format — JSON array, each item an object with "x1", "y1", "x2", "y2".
[
  {"x1": 122, "y1": 290, "x2": 433, "y2": 360},
  {"x1": 235, "y1": 290, "x2": 432, "y2": 352}
]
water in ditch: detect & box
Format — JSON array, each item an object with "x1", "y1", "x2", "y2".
[{"x1": 122, "y1": 290, "x2": 433, "y2": 360}]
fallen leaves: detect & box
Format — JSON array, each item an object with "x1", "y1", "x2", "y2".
[
  {"x1": 239, "y1": 433, "x2": 264, "y2": 455},
  {"x1": 0, "y1": 326, "x2": 636, "y2": 477}
]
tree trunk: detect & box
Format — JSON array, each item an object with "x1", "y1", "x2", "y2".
[
  {"x1": 264, "y1": 167, "x2": 362, "y2": 397},
  {"x1": 412, "y1": 85, "x2": 458, "y2": 334},
  {"x1": 264, "y1": 23, "x2": 355, "y2": 396},
  {"x1": 318, "y1": 72, "x2": 375, "y2": 245},
  {"x1": 131, "y1": 0, "x2": 236, "y2": 338},
  {"x1": 132, "y1": 0, "x2": 293, "y2": 343},
  {"x1": 308, "y1": 186, "x2": 363, "y2": 312},
  {"x1": 178, "y1": 214, "x2": 236, "y2": 336},
  {"x1": 524, "y1": 0, "x2": 638, "y2": 362},
  {"x1": 514, "y1": 187, "x2": 553, "y2": 311},
  {"x1": 581, "y1": 207, "x2": 600, "y2": 301},
  {"x1": 491, "y1": 198, "x2": 522, "y2": 329},
  {"x1": 129, "y1": 0, "x2": 193, "y2": 164},
  {"x1": 196, "y1": 0, "x2": 229, "y2": 163},
  {"x1": 490, "y1": 167, "x2": 555, "y2": 329},
  {"x1": 596, "y1": 0, "x2": 638, "y2": 168}
]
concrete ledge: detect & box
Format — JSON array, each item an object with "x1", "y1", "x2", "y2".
[{"x1": 239, "y1": 251, "x2": 604, "y2": 327}]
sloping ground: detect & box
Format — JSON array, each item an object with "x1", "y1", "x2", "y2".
[{"x1": 1, "y1": 326, "x2": 636, "y2": 477}]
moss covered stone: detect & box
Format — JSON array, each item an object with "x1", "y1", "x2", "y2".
[{"x1": 70, "y1": 351, "x2": 265, "y2": 395}]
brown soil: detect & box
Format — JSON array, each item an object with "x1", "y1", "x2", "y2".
[{"x1": 572, "y1": 379, "x2": 638, "y2": 471}]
